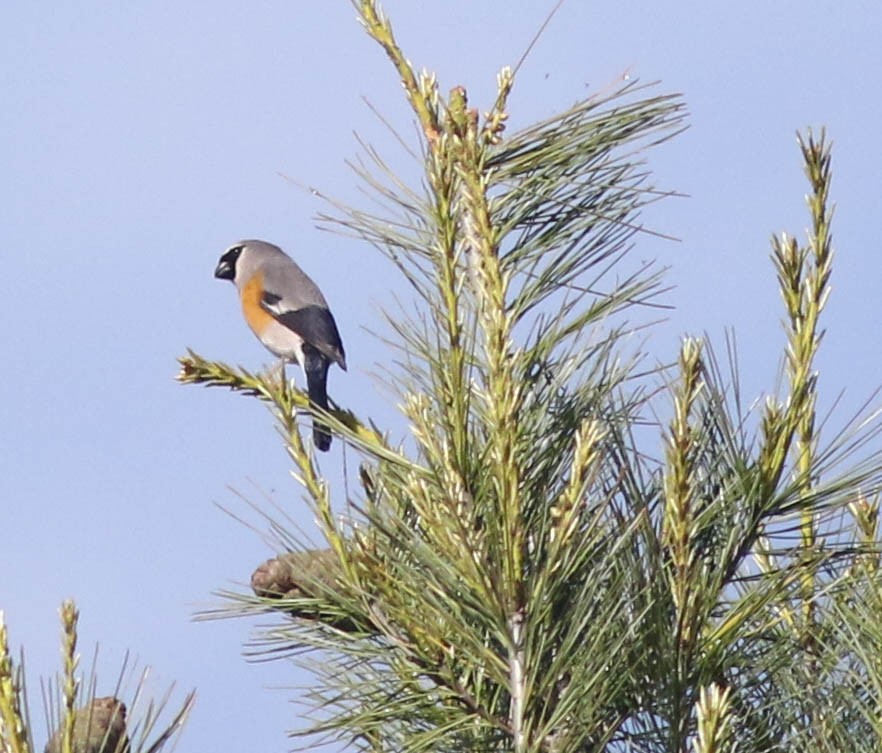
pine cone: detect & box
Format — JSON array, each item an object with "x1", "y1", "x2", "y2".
[
  {"x1": 45, "y1": 696, "x2": 129, "y2": 753},
  {"x1": 251, "y1": 549, "x2": 341, "y2": 598}
]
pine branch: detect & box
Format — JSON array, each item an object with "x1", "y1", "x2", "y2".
[
  {"x1": 1, "y1": 604, "x2": 193, "y2": 753},
  {"x1": 179, "y1": 3, "x2": 882, "y2": 751}
]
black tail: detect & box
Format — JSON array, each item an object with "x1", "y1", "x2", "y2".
[{"x1": 303, "y1": 346, "x2": 332, "y2": 451}]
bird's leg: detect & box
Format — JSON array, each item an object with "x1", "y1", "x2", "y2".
[
  {"x1": 279, "y1": 358, "x2": 289, "y2": 391},
  {"x1": 264, "y1": 358, "x2": 287, "y2": 390},
  {"x1": 272, "y1": 359, "x2": 297, "y2": 418}
]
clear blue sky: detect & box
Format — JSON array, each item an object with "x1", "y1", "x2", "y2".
[{"x1": 3, "y1": 2, "x2": 881, "y2": 751}]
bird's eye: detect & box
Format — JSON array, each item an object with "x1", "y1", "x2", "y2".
[
  {"x1": 221, "y1": 244, "x2": 245, "y2": 264},
  {"x1": 215, "y1": 244, "x2": 245, "y2": 278}
]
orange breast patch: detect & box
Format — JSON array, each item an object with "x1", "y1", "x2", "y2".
[{"x1": 240, "y1": 272, "x2": 276, "y2": 337}]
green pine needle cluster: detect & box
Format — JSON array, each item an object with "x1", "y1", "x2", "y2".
[
  {"x1": 179, "y1": 2, "x2": 882, "y2": 751},
  {"x1": 0, "y1": 603, "x2": 193, "y2": 753}
]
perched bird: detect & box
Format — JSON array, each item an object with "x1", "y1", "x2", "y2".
[{"x1": 215, "y1": 240, "x2": 346, "y2": 451}]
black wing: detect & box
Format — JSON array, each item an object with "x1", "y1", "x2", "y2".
[{"x1": 263, "y1": 293, "x2": 346, "y2": 370}]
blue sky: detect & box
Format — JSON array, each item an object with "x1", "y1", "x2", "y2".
[{"x1": 3, "y1": 2, "x2": 881, "y2": 751}]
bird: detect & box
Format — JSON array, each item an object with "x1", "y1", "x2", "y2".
[{"x1": 215, "y1": 240, "x2": 346, "y2": 451}]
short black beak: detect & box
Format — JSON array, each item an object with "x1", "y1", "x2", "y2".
[{"x1": 214, "y1": 259, "x2": 234, "y2": 280}]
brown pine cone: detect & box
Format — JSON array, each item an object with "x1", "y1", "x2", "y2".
[
  {"x1": 45, "y1": 696, "x2": 129, "y2": 753},
  {"x1": 251, "y1": 549, "x2": 341, "y2": 598}
]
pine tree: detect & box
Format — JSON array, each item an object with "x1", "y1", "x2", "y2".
[
  {"x1": 0, "y1": 602, "x2": 193, "y2": 753},
  {"x1": 180, "y1": 2, "x2": 882, "y2": 751}
]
